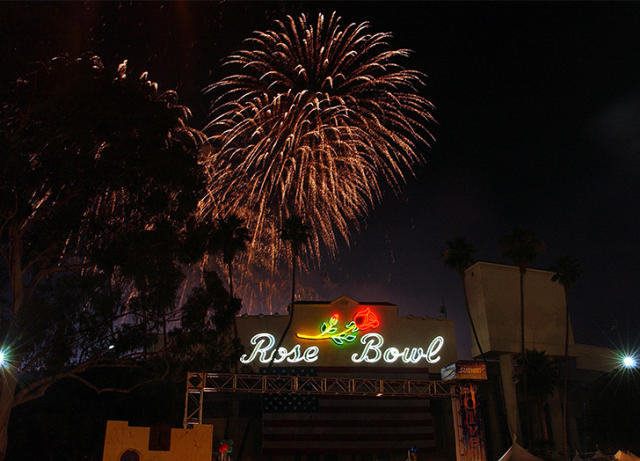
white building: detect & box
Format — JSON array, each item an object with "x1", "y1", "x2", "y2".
[{"x1": 464, "y1": 262, "x2": 616, "y2": 455}]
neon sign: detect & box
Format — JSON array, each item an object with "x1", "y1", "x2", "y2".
[
  {"x1": 239, "y1": 333, "x2": 320, "y2": 364},
  {"x1": 352, "y1": 307, "x2": 380, "y2": 331},
  {"x1": 240, "y1": 332, "x2": 445, "y2": 365},
  {"x1": 296, "y1": 313, "x2": 358, "y2": 345},
  {"x1": 351, "y1": 333, "x2": 444, "y2": 364},
  {"x1": 296, "y1": 307, "x2": 381, "y2": 345},
  {"x1": 240, "y1": 306, "x2": 446, "y2": 366}
]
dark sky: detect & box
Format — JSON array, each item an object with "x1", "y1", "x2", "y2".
[{"x1": 3, "y1": 1, "x2": 640, "y2": 358}]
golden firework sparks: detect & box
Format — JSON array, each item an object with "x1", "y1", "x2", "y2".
[{"x1": 201, "y1": 12, "x2": 435, "y2": 310}]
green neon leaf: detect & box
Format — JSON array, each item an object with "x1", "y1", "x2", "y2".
[
  {"x1": 332, "y1": 337, "x2": 344, "y2": 345},
  {"x1": 320, "y1": 322, "x2": 327, "y2": 334},
  {"x1": 327, "y1": 327, "x2": 337, "y2": 334},
  {"x1": 344, "y1": 334, "x2": 357, "y2": 342}
]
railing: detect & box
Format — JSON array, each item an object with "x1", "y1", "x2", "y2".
[{"x1": 183, "y1": 372, "x2": 454, "y2": 427}]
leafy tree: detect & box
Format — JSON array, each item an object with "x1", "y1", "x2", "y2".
[
  {"x1": 268, "y1": 214, "x2": 311, "y2": 369},
  {"x1": 442, "y1": 237, "x2": 486, "y2": 362},
  {"x1": 550, "y1": 255, "x2": 581, "y2": 461},
  {"x1": 173, "y1": 269, "x2": 241, "y2": 374},
  {"x1": 500, "y1": 227, "x2": 545, "y2": 447},
  {"x1": 0, "y1": 54, "x2": 212, "y2": 460}
]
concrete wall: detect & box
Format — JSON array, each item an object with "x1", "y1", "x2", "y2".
[
  {"x1": 464, "y1": 261, "x2": 619, "y2": 452},
  {"x1": 464, "y1": 262, "x2": 573, "y2": 357},
  {"x1": 465, "y1": 262, "x2": 618, "y2": 374},
  {"x1": 571, "y1": 343, "x2": 618, "y2": 372},
  {"x1": 102, "y1": 421, "x2": 213, "y2": 461}
]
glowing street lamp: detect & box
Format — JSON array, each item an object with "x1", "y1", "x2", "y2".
[{"x1": 622, "y1": 355, "x2": 637, "y2": 369}]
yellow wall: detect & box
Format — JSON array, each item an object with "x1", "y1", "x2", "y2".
[{"x1": 102, "y1": 421, "x2": 213, "y2": 461}]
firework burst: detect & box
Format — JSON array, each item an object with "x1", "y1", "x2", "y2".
[{"x1": 202, "y1": 12, "x2": 435, "y2": 307}]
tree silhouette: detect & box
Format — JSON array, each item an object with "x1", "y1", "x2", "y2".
[
  {"x1": 500, "y1": 227, "x2": 545, "y2": 447},
  {"x1": 211, "y1": 214, "x2": 249, "y2": 341},
  {"x1": 550, "y1": 255, "x2": 581, "y2": 461},
  {"x1": 268, "y1": 215, "x2": 311, "y2": 369},
  {"x1": 442, "y1": 237, "x2": 486, "y2": 363},
  {"x1": 280, "y1": 215, "x2": 311, "y2": 309},
  {"x1": 0, "y1": 54, "x2": 207, "y2": 461},
  {"x1": 516, "y1": 349, "x2": 559, "y2": 454},
  {"x1": 500, "y1": 228, "x2": 545, "y2": 355}
]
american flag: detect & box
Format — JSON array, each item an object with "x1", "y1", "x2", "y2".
[{"x1": 260, "y1": 367, "x2": 437, "y2": 456}]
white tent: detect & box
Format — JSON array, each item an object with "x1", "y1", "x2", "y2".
[{"x1": 497, "y1": 443, "x2": 546, "y2": 461}]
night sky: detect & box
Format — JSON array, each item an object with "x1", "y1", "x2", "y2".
[{"x1": 3, "y1": 2, "x2": 639, "y2": 358}]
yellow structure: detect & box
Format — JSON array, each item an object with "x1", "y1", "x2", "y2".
[{"x1": 102, "y1": 420, "x2": 213, "y2": 461}]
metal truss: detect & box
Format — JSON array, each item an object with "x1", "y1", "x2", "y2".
[{"x1": 183, "y1": 372, "x2": 454, "y2": 427}]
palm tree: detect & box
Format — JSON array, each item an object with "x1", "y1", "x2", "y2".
[
  {"x1": 500, "y1": 227, "x2": 545, "y2": 447},
  {"x1": 210, "y1": 214, "x2": 249, "y2": 439},
  {"x1": 550, "y1": 255, "x2": 581, "y2": 461},
  {"x1": 500, "y1": 227, "x2": 545, "y2": 355},
  {"x1": 516, "y1": 349, "x2": 559, "y2": 454},
  {"x1": 268, "y1": 214, "x2": 311, "y2": 369},
  {"x1": 280, "y1": 215, "x2": 312, "y2": 309},
  {"x1": 442, "y1": 238, "x2": 486, "y2": 363},
  {"x1": 211, "y1": 214, "x2": 249, "y2": 341}
]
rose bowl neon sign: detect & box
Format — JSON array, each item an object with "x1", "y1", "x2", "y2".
[{"x1": 239, "y1": 332, "x2": 445, "y2": 365}]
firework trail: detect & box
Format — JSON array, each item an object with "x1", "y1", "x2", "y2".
[{"x1": 202, "y1": 12, "x2": 435, "y2": 312}]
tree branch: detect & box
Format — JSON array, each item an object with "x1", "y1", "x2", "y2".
[
  {"x1": 65, "y1": 362, "x2": 169, "y2": 396},
  {"x1": 13, "y1": 371, "x2": 74, "y2": 407},
  {"x1": 22, "y1": 241, "x2": 61, "y2": 277},
  {"x1": 24, "y1": 262, "x2": 95, "y2": 305},
  {"x1": 0, "y1": 193, "x2": 18, "y2": 239},
  {"x1": 13, "y1": 356, "x2": 168, "y2": 408}
]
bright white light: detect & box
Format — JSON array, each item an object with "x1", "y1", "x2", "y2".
[
  {"x1": 0, "y1": 351, "x2": 5, "y2": 367},
  {"x1": 623, "y1": 356, "x2": 637, "y2": 368},
  {"x1": 108, "y1": 344, "x2": 115, "y2": 350}
]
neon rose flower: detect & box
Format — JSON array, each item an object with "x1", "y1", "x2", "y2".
[{"x1": 352, "y1": 307, "x2": 380, "y2": 331}]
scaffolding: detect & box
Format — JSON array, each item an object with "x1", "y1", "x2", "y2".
[{"x1": 183, "y1": 371, "x2": 454, "y2": 427}]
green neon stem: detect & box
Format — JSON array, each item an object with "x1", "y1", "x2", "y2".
[{"x1": 296, "y1": 323, "x2": 358, "y2": 341}]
